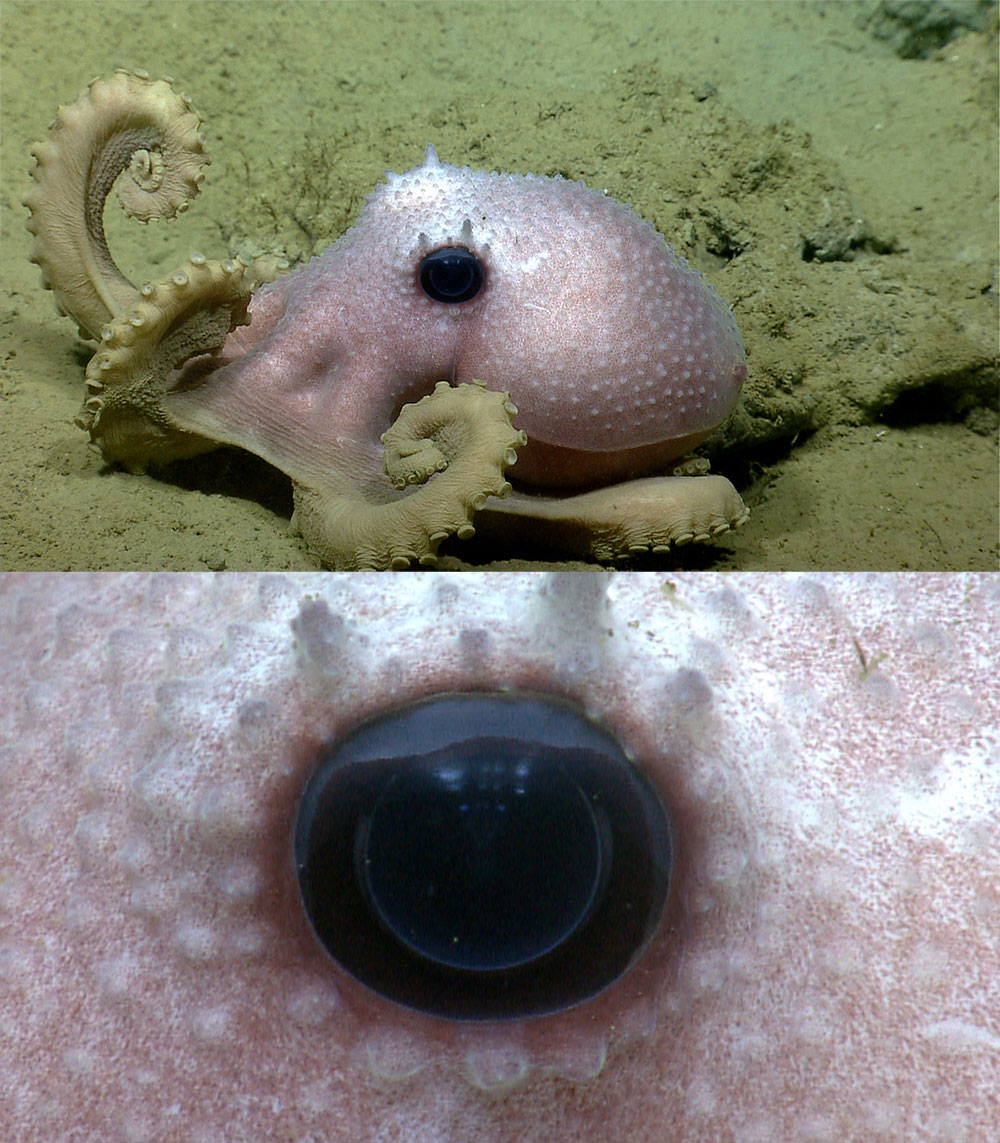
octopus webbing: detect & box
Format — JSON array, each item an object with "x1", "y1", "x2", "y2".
[{"x1": 24, "y1": 70, "x2": 749, "y2": 569}]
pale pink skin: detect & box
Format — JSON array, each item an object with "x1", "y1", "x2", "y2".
[
  {"x1": 167, "y1": 148, "x2": 747, "y2": 490},
  {"x1": 3, "y1": 573, "x2": 997, "y2": 1142}
]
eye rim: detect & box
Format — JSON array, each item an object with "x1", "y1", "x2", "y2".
[
  {"x1": 292, "y1": 689, "x2": 674, "y2": 1022},
  {"x1": 417, "y1": 245, "x2": 486, "y2": 304}
]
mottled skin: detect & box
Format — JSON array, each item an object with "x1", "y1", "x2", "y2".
[
  {"x1": 2, "y1": 573, "x2": 997, "y2": 1141},
  {"x1": 25, "y1": 73, "x2": 749, "y2": 568}
]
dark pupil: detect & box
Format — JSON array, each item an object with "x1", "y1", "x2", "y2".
[
  {"x1": 358, "y1": 741, "x2": 607, "y2": 972},
  {"x1": 293, "y1": 692, "x2": 672, "y2": 1021},
  {"x1": 419, "y1": 246, "x2": 484, "y2": 303}
]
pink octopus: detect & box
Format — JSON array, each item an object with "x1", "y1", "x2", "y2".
[{"x1": 25, "y1": 70, "x2": 748, "y2": 569}]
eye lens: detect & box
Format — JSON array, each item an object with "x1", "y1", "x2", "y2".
[
  {"x1": 358, "y1": 741, "x2": 607, "y2": 972},
  {"x1": 294, "y1": 692, "x2": 672, "y2": 1021},
  {"x1": 418, "y1": 246, "x2": 485, "y2": 303}
]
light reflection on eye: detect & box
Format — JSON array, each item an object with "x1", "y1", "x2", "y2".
[{"x1": 294, "y1": 690, "x2": 672, "y2": 1019}]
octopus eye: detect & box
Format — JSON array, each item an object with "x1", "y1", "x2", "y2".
[
  {"x1": 294, "y1": 691, "x2": 672, "y2": 1021},
  {"x1": 418, "y1": 246, "x2": 485, "y2": 304}
]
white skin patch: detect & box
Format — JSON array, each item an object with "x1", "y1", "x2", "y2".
[{"x1": 1, "y1": 572, "x2": 997, "y2": 1142}]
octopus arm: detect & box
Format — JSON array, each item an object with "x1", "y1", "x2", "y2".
[
  {"x1": 24, "y1": 69, "x2": 209, "y2": 339},
  {"x1": 290, "y1": 381, "x2": 527, "y2": 569},
  {"x1": 477, "y1": 474, "x2": 750, "y2": 560},
  {"x1": 25, "y1": 70, "x2": 288, "y2": 469}
]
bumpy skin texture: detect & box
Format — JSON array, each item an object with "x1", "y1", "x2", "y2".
[
  {"x1": 2, "y1": 572, "x2": 997, "y2": 1142},
  {"x1": 174, "y1": 145, "x2": 747, "y2": 483},
  {"x1": 25, "y1": 73, "x2": 749, "y2": 568}
]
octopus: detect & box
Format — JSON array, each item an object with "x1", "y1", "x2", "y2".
[
  {"x1": 2, "y1": 571, "x2": 997, "y2": 1141},
  {"x1": 23, "y1": 70, "x2": 749, "y2": 569}
]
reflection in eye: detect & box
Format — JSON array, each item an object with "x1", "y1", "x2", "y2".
[
  {"x1": 294, "y1": 691, "x2": 673, "y2": 1020},
  {"x1": 5, "y1": 571, "x2": 748, "y2": 1141}
]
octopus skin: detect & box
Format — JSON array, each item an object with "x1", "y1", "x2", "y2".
[
  {"x1": 2, "y1": 571, "x2": 997, "y2": 1141},
  {"x1": 24, "y1": 71, "x2": 749, "y2": 569}
]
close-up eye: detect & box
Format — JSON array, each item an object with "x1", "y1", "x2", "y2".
[
  {"x1": 418, "y1": 246, "x2": 486, "y2": 303},
  {"x1": 294, "y1": 691, "x2": 673, "y2": 1020},
  {"x1": 2, "y1": 572, "x2": 996, "y2": 1143}
]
